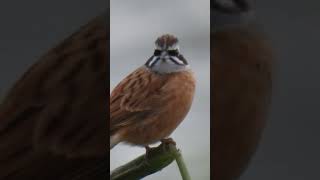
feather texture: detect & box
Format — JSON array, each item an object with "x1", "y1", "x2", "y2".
[
  {"x1": 212, "y1": 24, "x2": 273, "y2": 180},
  {"x1": 0, "y1": 12, "x2": 108, "y2": 179},
  {"x1": 110, "y1": 66, "x2": 195, "y2": 148}
]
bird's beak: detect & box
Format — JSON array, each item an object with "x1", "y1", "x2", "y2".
[{"x1": 160, "y1": 51, "x2": 168, "y2": 61}]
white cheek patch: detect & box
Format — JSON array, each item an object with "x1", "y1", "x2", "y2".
[
  {"x1": 168, "y1": 44, "x2": 180, "y2": 51},
  {"x1": 164, "y1": 58, "x2": 175, "y2": 65},
  {"x1": 170, "y1": 56, "x2": 185, "y2": 65},
  {"x1": 155, "y1": 41, "x2": 180, "y2": 51},
  {"x1": 155, "y1": 44, "x2": 163, "y2": 50},
  {"x1": 148, "y1": 56, "x2": 158, "y2": 67}
]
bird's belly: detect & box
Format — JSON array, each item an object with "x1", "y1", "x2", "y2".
[
  {"x1": 124, "y1": 82, "x2": 195, "y2": 146},
  {"x1": 125, "y1": 106, "x2": 191, "y2": 146}
]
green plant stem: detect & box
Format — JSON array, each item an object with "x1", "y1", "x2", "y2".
[
  {"x1": 172, "y1": 148, "x2": 191, "y2": 180},
  {"x1": 110, "y1": 143, "x2": 191, "y2": 180}
]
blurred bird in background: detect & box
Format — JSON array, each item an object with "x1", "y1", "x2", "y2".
[
  {"x1": 212, "y1": 0, "x2": 273, "y2": 179},
  {"x1": 0, "y1": 12, "x2": 108, "y2": 179}
]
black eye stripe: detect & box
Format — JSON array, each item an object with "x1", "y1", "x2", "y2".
[
  {"x1": 153, "y1": 49, "x2": 179, "y2": 56},
  {"x1": 154, "y1": 50, "x2": 162, "y2": 56},
  {"x1": 145, "y1": 56, "x2": 153, "y2": 66},
  {"x1": 169, "y1": 57, "x2": 183, "y2": 65},
  {"x1": 168, "y1": 50, "x2": 179, "y2": 56},
  {"x1": 150, "y1": 57, "x2": 160, "y2": 67},
  {"x1": 147, "y1": 50, "x2": 188, "y2": 68},
  {"x1": 145, "y1": 56, "x2": 161, "y2": 68},
  {"x1": 178, "y1": 55, "x2": 188, "y2": 65}
]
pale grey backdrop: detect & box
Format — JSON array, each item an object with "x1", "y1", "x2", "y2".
[{"x1": 110, "y1": 0, "x2": 210, "y2": 179}]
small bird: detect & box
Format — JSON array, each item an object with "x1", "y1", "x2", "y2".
[
  {"x1": 212, "y1": 0, "x2": 273, "y2": 180},
  {"x1": 0, "y1": 12, "x2": 108, "y2": 179},
  {"x1": 110, "y1": 34, "x2": 196, "y2": 149}
]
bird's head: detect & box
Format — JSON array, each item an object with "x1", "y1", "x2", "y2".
[
  {"x1": 212, "y1": 0, "x2": 254, "y2": 32},
  {"x1": 212, "y1": 0, "x2": 250, "y2": 13},
  {"x1": 145, "y1": 34, "x2": 189, "y2": 74}
]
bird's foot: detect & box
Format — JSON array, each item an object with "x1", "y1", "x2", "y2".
[
  {"x1": 160, "y1": 138, "x2": 176, "y2": 151},
  {"x1": 160, "y1": 138, "x2": 176, "y2": 146},
  {"x1": 145, "y1": 145, "x2": 152, "y2": 158},
  {"x1": 143, "y1": 145, "x2": 152, "y2": 166}
]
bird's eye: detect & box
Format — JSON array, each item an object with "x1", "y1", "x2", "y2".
[
  {"x1": 168, "y1": 50, "x2": 179, "y2": 56},
  {"x1": 154, "y1": 50, "x2": 162, "y2": 56}
]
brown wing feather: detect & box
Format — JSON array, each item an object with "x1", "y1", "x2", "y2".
[
  {"x1": 0, "y1": 13, "x2": 108, "y2": 179},
  {"x1": 110, "y1": 67, "x2": 168, "y2": 135}
]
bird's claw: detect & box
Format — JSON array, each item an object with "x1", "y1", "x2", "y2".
[{"x1": 160, "y1": 138, "x2": 176, "y2": 146}]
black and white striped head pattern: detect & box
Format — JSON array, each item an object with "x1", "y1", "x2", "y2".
[{"x1": 145, "y1": 34, "x2": 189, "y2": 74}]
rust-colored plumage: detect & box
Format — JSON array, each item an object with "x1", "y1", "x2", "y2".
[
  {"x1": 155, "y1": 34, "x2": 179, "y2": 49},
  {"x1": 0, "y1": 12, "x2": 108, "y2": 179},
  {"x1": 110, "y1": 34, "x2": 195, "y2": 149},
  {"x1": 212, "y1": 0, "x2": 273, "y2": 179}
]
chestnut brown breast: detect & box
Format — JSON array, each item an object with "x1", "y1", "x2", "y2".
[
  {"x1": 212, "y1": 26, "x2": 273, "y2": 180},
  {"x1": 0, "y1": 13, "x2": 108, "y2": 179},
  {"x1": 110, "y1": 67, "x2": 195, "y2": 146}
]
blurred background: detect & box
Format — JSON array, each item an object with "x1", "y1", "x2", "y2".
[
  {"x1": 110, "y1": 0, "x2": 210, "y2": 179},
  {"x1": 3, "y1": 0, "x2": 320, "y2": 179},
  {"x1": 0, "y1": 0, "x2": 105, "y2": 100},
  {"x1": 240, "y1": 1, "x2": 320, "y2": 179}
]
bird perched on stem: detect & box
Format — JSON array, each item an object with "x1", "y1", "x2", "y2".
[
  {"x1": 212, "y1": 0, "x2": 273, "y2": 179},
  {"x1": 110, "y1": 34, "x2": 196, "y2": 150},
  {"x1": 0, "y1": 12, "x2": 108, "y2": 179}
]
